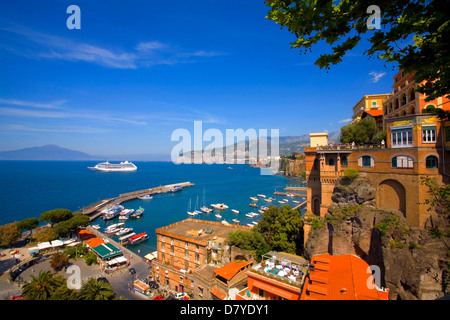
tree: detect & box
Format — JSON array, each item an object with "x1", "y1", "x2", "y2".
[
  {"x1": 265, "y1": 0, "x2": 450, "y2": 101},
  {"x1": 228, "y1": 229, "x2": 271, "y2": 260},
  {"x1": 18, "y1": 218, "x2": 39, "y2": 235},
  {"x1": 49, "y1": 252, "x2": 70, "y2": 271},
  {"x1": 340, "y1": 117, "x2": 377, "y2": 143},
  {"x1": 21, "y1": 271, "x2": 65, "y2": 300},
  {"x1": 40, "y1": 209, "x2": 73, "y2": 227},
  {"x1": 0, "y1": 221, "x2": 22, "y2": 247},
  {"x1": 78, "y1": 278, "x2": 117, "y2": 300}
]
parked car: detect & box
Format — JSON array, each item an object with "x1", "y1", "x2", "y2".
[
  {"x1": 174, "y1": 292, "x2": 188, "y2": 300},
  {"x1": 153, "y1": 295, "x2": 163, "y2": 300},
  {"x1": 128, "y1": 267, "x2": 136, "y2": 274}
]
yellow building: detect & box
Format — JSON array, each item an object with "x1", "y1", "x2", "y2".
[
  {"x1": 352, "y1": 94, "x2": 391, "y2": 121},
  {"x1": 309, "y1": 132, "x2": 329, "y2": 148}
]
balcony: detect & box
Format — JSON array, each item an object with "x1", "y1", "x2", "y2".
[{"x1": 317, "y1": 142, "x2": 385, "y2": 152}]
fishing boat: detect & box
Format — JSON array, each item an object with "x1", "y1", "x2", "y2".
[
  {"x1": 211, "y1": 203, "x2": 228, "y2": 210},
  {"x1": 119, "y1": 209, "x2": 134, "y2": 220},
  {"x1": 103, "y1": 205, "x2": 124, "y2": 220},
  {"x1": 250, "y1": 197, "x2": 258, "y2": 201},
  {"x1": 249, "y1": 203, "x2": 257, "y2": 208},
  {"x1": 138, "y1": 195, "x2": 153, "y2": 200},
  {"x1": 116, "y1": 227, "x2": 133, "y2": 236},
  {"x1": 130, "y1": 207, "x2": 144, "y2": 218},
  {"x1": 232, "y1": 219, "x2": 240, "y2": 224},
  {"x1": 231, "y1": 209, "x2": 240, "y2": 214},
  {"x1": 128, "y1": 232, "x2": 149, "y2": 245},
  {"x1": 215, "y1": 213, "x2": 222, "y2": 219},
  {"x1": 257, "y1": 194, "x2": 266, "y2": 198}
]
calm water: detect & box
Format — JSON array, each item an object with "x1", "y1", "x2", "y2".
[{"x1": 0, "y1": 161, "x2": 305, "y2": 256}]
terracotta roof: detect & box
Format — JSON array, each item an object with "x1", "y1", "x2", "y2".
[
  {"x1": 301, "y1": 254, "x2": 389, "y2": 300},
  {"x1": 210, "y1": 286, "x2": 227, "y2": 300},
  {"x1": 214, "y1": 260, "x2": 252, "y2": 281},
  {"x1": 78, "y1": 229, "x2": 105, "y2": 248}
]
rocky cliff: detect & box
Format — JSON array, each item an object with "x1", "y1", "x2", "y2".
[
  {"x1": 303, "y1": 177, "x2": 449, "y2": 300},
  {"x1": 280, "y1": 158, "x2": 305, "y2": 177}
]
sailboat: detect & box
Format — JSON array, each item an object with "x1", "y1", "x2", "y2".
[
  {"x1": 200, "y1": 187, "x2": 213, "y2": 213},
  {"x1": 194, "y1": 196, "x2": 203, "y2": 215},
  {"x1": 187, "y1": 199, "x2": 197, "y2": 216}
]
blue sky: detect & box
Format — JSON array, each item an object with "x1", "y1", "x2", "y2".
[{"x1": 0, "y1": 0, "x2": 398, "y2": 156}]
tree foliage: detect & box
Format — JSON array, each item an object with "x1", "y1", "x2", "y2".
[
  {"x1": 340, "y1": 117, "x2": 377, "y2": 143},
  {"x1": 22, "y1": 271, "x2": 65, "y2": 300},
  {"x1": 17, "y1": 218, "x2": 39, "y2": 233},
  {"x1": 0, "y1": 221, "x2": 22, "y2": 247},
  {"x1": 39, "y1": 209, "x2": 73, "y2": 227},
  {"x1": 265, "y1": 0, "x2": 450, "y2": 101}
]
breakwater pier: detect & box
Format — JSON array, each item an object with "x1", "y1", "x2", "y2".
[{"x1": 76, "y1": 182, "x2": 195, "y2": 221}]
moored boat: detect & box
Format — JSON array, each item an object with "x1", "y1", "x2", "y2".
[
  {"x1": 116, "y1": 227, "x2": 133, "y2": 236},
  {"x1": 249, "y1": 203, "x2": 257, "y2": 208},
  {"x1": 103, "y1": 205, "x2": 124, "y2": 220},
  {"x1": 138, "y1": 195, "x2": 153, "y2": 200},
  {"x1": 264, "y1": 199, "x2": 272, "y2": 203},
  {"x1": 250, "y1": 197, "x2": 258, "y2": 201},
  {"x1": 168, "y1": 185, "x2": 182, "y2": 193},
  {"x1": 128, "y1": 232, "x2": 149, "y2": 245},
  {"x1": 131, "y1": 207, "x2": 144, "y2": 218},
  {"x1": 257, "y1": 194, "x2": 266, "y2": 198},
  {"x1": 215, "y1": 214, "x2": 222, "y2": 219},
  {"x1": 231, "y1": 209, "x2": 240, "y2": 214},
  {"x1": 232, "y1": 219, "x2": 240, "y2": 224},
  {"x1": 211, "y1": 203, "x2": 228, "y2": 210}
]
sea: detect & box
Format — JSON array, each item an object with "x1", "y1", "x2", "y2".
[{"x1": 0, "y1": 161, "x2": 306, "y2": 257}]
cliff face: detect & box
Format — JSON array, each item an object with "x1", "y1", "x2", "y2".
[
  {"x1": 304, "y1": 177, "x2": 449, "y2": 300},
  {"x1": 281, "y1": 158, "x2": 305, "y2": 177}
]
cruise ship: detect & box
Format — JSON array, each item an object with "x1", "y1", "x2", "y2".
[{"x1": 88, "y1": 161, "x2": 137, "y2": 172}]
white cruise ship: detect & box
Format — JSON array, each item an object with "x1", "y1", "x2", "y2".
[{"x1": 88, "y1": 161, "x2": 137, "y2": 172}]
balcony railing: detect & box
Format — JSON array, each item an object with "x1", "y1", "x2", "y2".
[{"x1": 317, "y1": 143, "x2": 385, "y2": 151}]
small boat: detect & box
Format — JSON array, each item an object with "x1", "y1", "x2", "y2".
[
  {"x1": 187, "y1": 211, "x2": 198, "y2": 216},
  {"x1": 215, "y1": 214, "x2": 222, "y2": 219},
  {"x1": 287, "y1": 193, "x2": 295, "y2": 197},
  {"x1": 231, "y1": 209, "x2": 240, "y2": 214},
  {"x1": 245, "y1": 212, "x2": 258, "y2": 218},
  {"x1": 194, "y1": 210, "x2": 203, "y2": 215},
  {"x1": 257, "y1": 194, "x2": 266, "y2": 198},
  {"x1": 105, "y1": 223, "x2": 124, "y2": 234},
  {"x1": 91, "y1": 225, "x2": 100, "y2": 230},
  {"x1": 211, "y1": 203, "x2": 229, "y2": 210},
  {"x1": 168, "y1": 185, "x2": 182, "y2": 193},
  {"x1": 278, "y1": 201, "x2": 286, "y2": 204},
  {"x1": 232, "y1": 219, "x2": 240, "y2": 224},
  {"x1": 116, "y1": 228, "x2": 133, "y2": 236},
  {"x1": 252, "y1": 221, "x2": 258, "y2": 225},
  {"x1": 250, "y1": 197, "x2": 258, "y2": 201},
  {"x1": 293, "y1": 200, "x2": 300, "y2": 204},
  {"x1": 249, "y1": 203, "x2": 257, "y2": 208},
  {"x1": 128, "y1": 232, "x2": 149, "y2": 245},
  {"x1": 283, "y1": 199, "x2": 289, "y2": 202},
  {"x1": 264, "y1": 199, "x2": 272, "y2": 203},
  {"x1": 258, "y1": 210, "x2": 264, "y2": 214},
  {"x1": 247, "y1": 224, "x2": 254, "y2": 228},
  {"x1": 138, "y1": 195, "x2": 153, "y2": 200},
  {"x1": 200, "y1": 206, "x2": 213, "y2": 213},
  {"x1": 228, "y1": 167, "x2": 233, "y2": 170},
  {"x1": 131, "y1": 207, "x2": 144, "y2": 218},
  {"x1": 221, "y1": 220, "x2": 230, "y2": 226},
  {"x1": 103, "y1": 205, "x2": 124, "y2": 220},
  {"x1": 261, "y1": 206, "x2": 268, "y2": 211}
]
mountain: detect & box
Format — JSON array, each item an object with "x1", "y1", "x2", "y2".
[{"x1": 0, "y1": 145, "x2": 100, "y2": 160}]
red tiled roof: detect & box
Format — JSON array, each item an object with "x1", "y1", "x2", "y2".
[
  {"x1": 301, "y1": 254, "x2": 389, "y2": 300},
  {"x1": 210, "y1": 286, "x2": 227, "y2": 300},
  {"x1": 214, "y1": 260, "x2": 252, "y2": 281}
]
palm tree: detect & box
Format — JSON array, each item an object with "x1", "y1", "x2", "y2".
[
  {"x1": 78, "y1": 278, "x2": 117, "y2": 300},
  {"x1": 21, "y1": 271, "x2": 64, "y2": 300}
]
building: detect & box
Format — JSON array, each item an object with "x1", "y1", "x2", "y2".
[
  {"x1": 210, "y1": 260, "x2": 253, "y2": 300},
  {"x1": 236, "y1": 251, "x2": 309, "y2": 300},
  {"x1": 300, "y1": 253, "x2": 389, "y2": 300},
  {"x1": 152, "y1": 218, "x2": 252, "y2": 295},
  {"x1": 352, "y1": 94, "x2": 391, "y2": 122},
  {"x1": 304, "y1": 69, "x2": 450, "y2": 230}
]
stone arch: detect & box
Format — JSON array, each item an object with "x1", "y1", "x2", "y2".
[
  {"x1": 376, "y1": 179, "x2": 406, "y2": 217},
  {"x1": 408, "y1": 104, "x2": 415, "y2": 115}
]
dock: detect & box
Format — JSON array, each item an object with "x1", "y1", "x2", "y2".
[
  {"x1": 292, "y1": 200, "x2": 307, "y2": 211},
  {"x1": 274, "y1": 191, "x2": 305, "y2": 197},
  {"x1": 284, "y1": 186, "x2": 307, "y2": 192},
  {"x1": 76, "y1": 181, "x2": 195, "y2": 221}
]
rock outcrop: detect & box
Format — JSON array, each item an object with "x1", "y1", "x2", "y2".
[{"x1": 304, "y1": 176, "x2": 449, "y2": 300}]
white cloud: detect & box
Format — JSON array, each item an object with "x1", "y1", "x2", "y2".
[
  {"x1": 0, "y1": 98, "x2": 66, "y2": 109},
  {"x1": 369, "y1": 71, "x2": 386, "y2": 83},
  {"x1": 339, "y1": 118, "x2": 352, "y2": 123},
  {"x1": 2, "y1": 25, "x2": 226, "y2": 69}
]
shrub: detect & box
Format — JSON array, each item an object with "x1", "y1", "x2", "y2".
[{"x1": 343, "y1": 168, "x2": 359, "y2": 180}]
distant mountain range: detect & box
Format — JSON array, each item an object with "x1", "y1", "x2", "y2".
[{"x1": 0, "y1": 132, "x2": 340, "y2": 161}]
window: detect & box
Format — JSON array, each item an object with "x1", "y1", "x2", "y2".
[
  {"x1": 426, "y1": 156, "x2": 438, "y2": 169},
  {"x1": 328, "y1": 158, "x2": 335, "y2": 166},
  {"x1": 392, "y1": 156, "x2": 413, "y2": 168},
  {"x1": 341, "y1": 156, "x2": 348, "y2": 167},
  {"x1": 391, "y1": 128, "x2": 413, "y2": 147},
  {"x1": 258, "y1": 288, "x2": 265, "y2": 298},
  {"x1": 446, "y1": 127, "x2": 450, "y2": 142},
  {"x1": 362, "y1": 156, "x2": 371, "y2": 167},
  {"x1": 422, "y1": 126, "x2": 436, "y2": 143}
]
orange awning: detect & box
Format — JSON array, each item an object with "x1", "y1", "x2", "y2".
[{"x1": 252, "y1": 280, "x2": 299, "y2": 300}]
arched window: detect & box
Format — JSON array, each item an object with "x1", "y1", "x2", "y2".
[
  {"x1": 426, "y1": 156, "x2": 438, "y2": 169},
  {"x1": 341, "y1": 156, "x2": 348, "y2": 167},
  {"x1": 328, "y1": 158, "x2": 335, "y2": 166},
  {"x1": 401, "y1": 94, "x2": 406, "y2": 106},
  {"x1": 423, "y1": 104, "x2": 435, "y2": 114},
  {"x1": 359, "y1": 155, "x2": 373, "y2": 167},
  {"x1": 409, "y1": 89, "x2": 415, "y2": 102}
]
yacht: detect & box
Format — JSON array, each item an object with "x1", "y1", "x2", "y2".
[
  {"x1": 257, "y1": 194, "x2": 266, "y2": 198},
  {"x1": 200, "y1": 206, "x2": 212, "y2": 213},
  {"x1": 250, "y1": 197, "x2": 258, "y2": 201},
  {"x1": 264, "y1": 199, "x2": 272, "y2": 203},
  {"x1": 103, "y1": 205, "x2": 124, "y2": 220},
  {"x1": 231, "y1": 209, "x2": 240, "y2": 214},
  {"x1": 116, "y1": 227, "x2": 133, "y2": 236},
  {"x1": 211, "y1": 203, "x2": 229, "y2": 210},
  {"x1": 215, "y1": 213, "x2": 222, "y2": 219},
  {"x1": 169, "y1": 185, "x2": 182, "y2": 193},
  {"x1": 88, "y1": 161, "x2": 137, "y2": 172}
]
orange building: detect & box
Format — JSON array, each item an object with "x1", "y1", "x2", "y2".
[
  {"x1": 236, "y1": 251, "x2": 309, "y2": 300},
  {"x1": 152, "y1": 219, "x2": 251, "y2": 295},
  {"x1": 352, "y1": 94, "x2": 391, "y2": 122},
  {"x1": 304, "y1": 69, "x2": 450, "y2": 231},
  {"x1": 301, "y1": 254, "x2": 389, "y2": 300}
]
